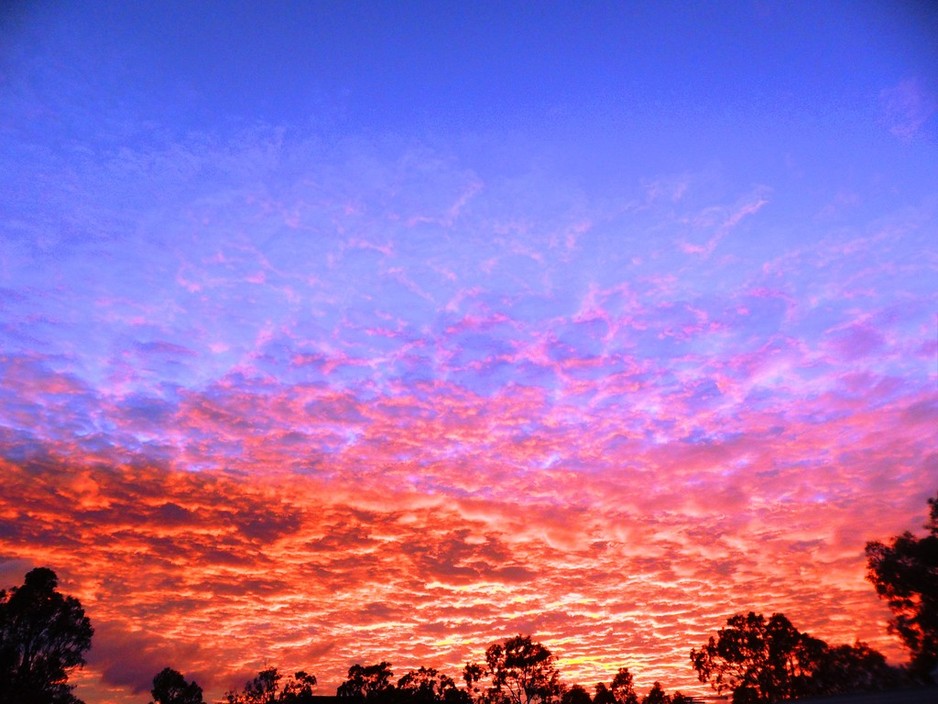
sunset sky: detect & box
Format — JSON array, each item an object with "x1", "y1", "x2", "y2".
[{"x1": 1, "y1": 2, "x2": 937, "y2": 702}]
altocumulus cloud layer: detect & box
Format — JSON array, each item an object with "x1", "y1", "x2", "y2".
[
  {"x1": 1, "y1": 2, "x2": 938, "y2": 702},
  {"x1": 1, "y1": 129, "x2": 936, "y2": 702}
]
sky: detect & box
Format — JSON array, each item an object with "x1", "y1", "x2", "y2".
[{"x1": 1, "y1": 1, "x2": 937, "y2": 702}]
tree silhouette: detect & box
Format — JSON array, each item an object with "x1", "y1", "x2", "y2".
[
  {"x1": 0, "y1": 567, "x2": 94, "y2": 704},
  {"x1": 640, "y1": 682, "x2": 669, "y2": 704},
  {"x1": 472, "y1": 635, "x2": 562, "y2": 704},
  {"x1": 398, "y1": 666, "x2": 467, "y2": 704},
  {"x1": 690, "y1": 611, "x2": 898, "y2": 703},
  {"x1": 338, "y1": 662, "x2": 395, "y2": 702},
  {"x1": 149, "y1": 667, "x2": 205, "y2": 704},
  {"x1": 560, "y1": 684, "x2": 592, "y2": 704},
  {"x1": 690, "y1": 612, "x2": 827, "y2": 703},
  {"x1": 463, "y1": 661, "x2": 486, "y2": 703},
  {"x1": 608, "y1": 668, "x2": 638, "y2": 704},
  {"x1": 591, "y1": 682, "x2": 614, "y2": 704},
  {"x1": 866, "y1": 491, "x2": 938, "y2": 681},
  {"x1": 280, "y1": 671, "x2": 318, "y2": 703},
  {"x1": 225, "y1": 668, "x2": 281, "y2": 704},
  {"x1": 809, "y1": 642, "x2": 902, "y2": 695},
  {"x1": 224, "y1": 667, "x2": 317, "y2": 704}
]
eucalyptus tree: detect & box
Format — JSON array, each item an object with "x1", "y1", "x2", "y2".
[
  {"x1": 0, "y1": 567, "x2": 94, "y2": 704},
  {"x1": 866, "y1": 491, "x2": 938, "y2": 681}
]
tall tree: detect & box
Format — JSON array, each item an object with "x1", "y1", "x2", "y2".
[
  {"x1": 280, "y1": 671, "x2": 318, "y2": 704},
  {"x1": 690, "y1": 612, "x2": 897, "y2": 703},
  {"x1": 0, "y1": 567, "x2": 94, "y2": 704},
  {"x1": 560, "y1": 684, "x2": 591, "y2": 704},
  {"x1": 225, "y1": 668, "x2": 282, "y2": 704},
  {"x1": 464, "y1": 662, "x2": 487, "y2": 704},
  {"x1": 591, "y1": 683, "x2": 614, "y2": 704},
  {"x1": 150, "y1": 667, "x2": 205, "y2": 704},
  {"x1": 809, "y1": 642, "x2": 902, "y2": 695},
  {"x1": 338, "y1": 662, "x2": 395, "y2": 702},
  {"x1": 690, "y1": 612, "x2": 826, "y2": 703},
  {"x1": 224, "y1": 668, "x2": 317, "y2": 704},
  {"x1": 608, "y1": 668, "x2": 637, "y2": 704},
  {"x1": 640, "y1": 682, "x2": 669, "y2": 704},
  {"x1": 482, "y1": 635, "x2": 562, "y2": 704},
  {"x1": 866, "y1": 491, "x2": 938, "y2": 681},
  {"x1": 398, "y1": 666, "x2": 467, "y2": 704}
]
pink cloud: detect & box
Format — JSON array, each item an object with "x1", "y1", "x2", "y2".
[{"x1": 879, "y1": 78, "x2": 936, "y2": 141}]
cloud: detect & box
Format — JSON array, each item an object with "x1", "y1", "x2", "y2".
[
  {"x1": 679, "y1": 192, "x2": 770, "y2": 257},
  {"x1": 2, "y1": 124, "x2": 936, "y2": 704},
  {"x1": 879, "y1": 78, "x2": 936, "y2": 141},
  {"x1": 4, "y1": 431, "x2": 933, "y2": 703}
]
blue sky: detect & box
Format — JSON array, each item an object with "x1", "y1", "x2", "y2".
[{"x1": 1, "y1": 2, "x2": 937, "y2": 703}]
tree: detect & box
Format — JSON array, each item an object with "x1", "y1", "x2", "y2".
[
  {"x1": 591, "y1": 683, "x2": 614, "y2": 704},
  {"x1": 398, "y1": 666, "x2": 467, "y2": 704},
  {"x1": 640, "y1": 683, "x2": 669, "y2": 704},
  {"x1": 225, "y1": 668, "x2": 281, "y2": 704},
  {"x1": 150, "y1": 667, "x2": 205, "y2": 704},
  {"x1": 689, "y1": 612, "x2": 826, "y2": 703},
  {"x1": 280, "y1": 671, "x2": 318, "y2": 704},
  {"x1": 338, "y1": 662, "x2": 395, "y2": 701},
  {"x1": 224, "y1": 668, "x2": 317, "y2": 704},
  {"x1": 482, "y1": 635, "x2": 562, "y2": 704},
  {"x1": 560, "y1": 685, "x2": 591, "y2": 704},
  {"x1": 689, "y1": 612, "x2": 898, "y2": 703},
  {"x1": 608, "y1": 668, "x2": 637, "y2": 704},
  {"x1": 0, "y1": 567, "x2": 94, "y2": 704},
  {"x1": 464, "y1": 662, "x2": 487, "y2": 704},
  {"x1": 866, "y1": 491, "x2": 938, "y2": 681},
  {"x1": 809, "y1": 642, "x2": 902, "y2": 695}
]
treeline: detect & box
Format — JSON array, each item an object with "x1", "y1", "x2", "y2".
[
  {"x1": 1, "y1": 493, "x2": 935, "y2": 704},
  {"x1": 210, "y1": 641, "x2": 697, "y2": 704}
]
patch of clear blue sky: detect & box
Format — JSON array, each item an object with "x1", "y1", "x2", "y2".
[{"x1": 3, "y1": 1, "x2": 936, "y2": 156}]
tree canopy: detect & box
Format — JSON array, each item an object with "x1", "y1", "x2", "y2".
[
  {"x1": 690, "y1": 611, "x2": 900, "y2": 703},
  {"x1": 398, "y1": 666, "x2": 467, "y2": 704},
  {"x1": 560, "y1": 684, "x2": 592, "y2": 704},
  {"x1": 224, "y1": 667, "x2": 318, "y2": 704},
  {"x1": 0, "y1": 567, "x2": 94, "y2": 704},
  {"x1": 608, "y1": 667, "x2": 638, "y2": 704},
  {"x1": 464, "y1": 635, "x2": 562, "y2": 704},
  {"x1": 150, "y1": 667, "x2": 205, "y2": 704},
  {"x1": 338, "y1": 661, "x2": 395, "y2": 701},
  {"x1": 866, "y1": 491, "x2": 938, "y2": 681},
  {"x1": 639, "y1": 682, "x2": 668, "y2": 704}
]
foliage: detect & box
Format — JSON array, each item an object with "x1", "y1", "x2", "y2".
[
  {"x1": 150, "y1": 667, "x2": 205, "y2": 704},
  {"x1": 809, "y1": 642, "x2": 903, "y2": 695},
  {"x1": 690, "y1": 612, "x2": 830, "y2": 702},
  {"x1": 0, "y1": 567, "x2": 94, "y2": 704},
  {"x1": 467, "y1": 635, "x2": 562, "y2": 704},
  {"x1": 608, "y1": 668, "x2": 638, "y2": 704},
  {"x1": 338, "y1": 661, "x2": 395, "y2": 701},
  {"x1": 398, "y1": 666, "x2": 468, "y2": 704},
  {"x1": 640, "y1": 682, "x2": 669, "y2": 704},
  {"x1": 560, "y1": 684, "x2": 592, "y2": 704},
  {"x1": 866, "y1": 491, "x2": 938, "y2": 681},
  {"x1": 224, "y1": 667, "x2": 318, "y2": 704},
  {"x1": 463, "y1": 661, "x2": 487, "y2": 703},
  {"x1": 690, "y1": 611, "x2": 899, "y2": 703},
  {"x1": 280, "y1": 671, "x2": 318, "y2": 703},
  {"x1": 591, "y1": 682, "x2": 614, "y2": 704}
]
